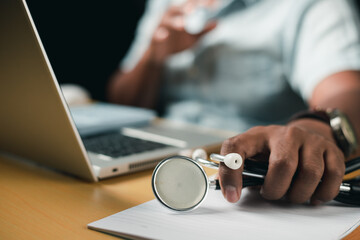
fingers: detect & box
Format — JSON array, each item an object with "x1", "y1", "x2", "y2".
[
  {"x1": 263, "y1": 128, "x2": 343, "y2": 204},
  {"x1": 219, "y1": 124, "x2": 346, "y2": 205},
  {"x1": 198, "y1": 21, "x2": 217, "y2": 36},
  {"x1": 287, "y1": 140, "x2": 325, "y2": 203},
  {"x1": 162, "y1": 11, "x2": 216, "y2": 35},
  {"x1": 165, "y1": 5, "x2": 184, "y2": 17},
  {"x1": 153, "y1": 27, "x2": 170, "y2": 42},
  {"x1": 220, "y1": 126, "x2": 270, "y2": 158},
  {"x1": 183, "y1": 0, "x2": 218, "y2": 14},
  {"x1": 260, "y1": 128, "x2": 300, "y2": 200},
  {"x1": 152, "y1": 2, "x2": 217, "y2": 57},
  {"x1": 219, "y1": 126, "x2": 270, "y2": 203},
  {"x1": 162, "y1": 3, "x2": 217, "y2": 34},
  {"x1": 310, "y1": 147, "x2": 345, "y2": 204},
  {"x1": 162, "y1": 8, "x2": 185, "y2": 31}
]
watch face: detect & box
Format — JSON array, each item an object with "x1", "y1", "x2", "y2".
[
  {"x1": 330, "y1": 110, "x2": 358, "y2": 155},
  {"x1": 341, "y1": 116, "x2": 357, "y2": 145}
]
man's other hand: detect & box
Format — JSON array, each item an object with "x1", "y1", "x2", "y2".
[{"x1": 150, "y1": 1, "x2": 217, "y2": 64}]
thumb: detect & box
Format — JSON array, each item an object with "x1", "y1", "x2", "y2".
[{"x1": 219, "y1": 128, "x2": 269, "y2": 202}]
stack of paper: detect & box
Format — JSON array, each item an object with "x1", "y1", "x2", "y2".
[{"x1": 88, "y1": 189, "x2": 360, "y2": 240}]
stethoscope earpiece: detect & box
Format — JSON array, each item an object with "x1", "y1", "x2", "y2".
[
  {"x1": 210, "y1": 152, "x2": 243, "y2": 170},
  {"x1": 192, "y1": 148, "x2": 208, "y2": 161},
  {"x1": 192, "y1": 148, "x2": 243, "y2": 170}
]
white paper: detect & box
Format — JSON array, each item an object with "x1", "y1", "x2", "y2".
[{"x1": 88, "y1": 189, "x2": 360, "y2": 240}]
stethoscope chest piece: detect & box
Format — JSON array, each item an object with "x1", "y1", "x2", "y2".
[{"x1": 152, "y1": 156, "x2": 209, "y2": 211}]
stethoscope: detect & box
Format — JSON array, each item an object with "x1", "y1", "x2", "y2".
[{"x1": 151, "y1": 149, "x2": 360, "y2": 211}]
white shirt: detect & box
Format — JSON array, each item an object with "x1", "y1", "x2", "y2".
[{"x1": 122, "y1": 0, "x2": 360, "y2": 132}]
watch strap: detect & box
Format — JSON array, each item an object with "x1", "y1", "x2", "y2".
[
  {"x1": 289, "y1": 109, "x2": 353, "y2": 157},
  {"x1": 289, "y1": 109, "x2": 330, "y2": 125}
]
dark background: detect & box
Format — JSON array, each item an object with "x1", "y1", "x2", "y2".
[{"x1": 27, "y1": 1, "x2": 147, "y2": 101}]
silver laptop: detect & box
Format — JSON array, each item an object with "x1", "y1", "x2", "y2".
[{"x1": 0, "y1": 0, "x2": 226, "y2": 182}]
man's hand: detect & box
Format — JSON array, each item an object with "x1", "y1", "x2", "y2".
[
  {"x1": 149, "y1": 1, "x2": 217, "y2": 64},
  {"x1": 108, "y1": 0, "x2": 217, "y2": 107},
  {"x1": 218, "y1": 119, "x2": 346, "y2": 205}
]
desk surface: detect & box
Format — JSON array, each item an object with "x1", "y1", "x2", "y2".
[{"x1": 0, "y1": 154, "x2": 359, "y2": 240}]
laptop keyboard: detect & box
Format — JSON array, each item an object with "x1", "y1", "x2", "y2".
[{"x1": 82, "y1": 131, "x2": 169, "y2": 158}]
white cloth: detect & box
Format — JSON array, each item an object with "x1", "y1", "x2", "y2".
[{"x1": 121, "y1": 0, "x2": 360, "y2": 132}]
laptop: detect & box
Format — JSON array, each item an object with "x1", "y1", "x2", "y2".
[{"x1": 0, "y1": 0, "x2": 226, "y2": 182}]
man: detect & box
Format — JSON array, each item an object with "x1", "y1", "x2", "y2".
[{"x1": 108, "y1": 0, "x2": 360, "y2": 204}]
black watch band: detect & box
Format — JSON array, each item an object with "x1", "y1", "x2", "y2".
[
  {"x1": 289, "y1": 110, "x2": 330, "y2": 125},
  {"x1": 289, "y1": 109, "x2": 358, "y2": 157}
]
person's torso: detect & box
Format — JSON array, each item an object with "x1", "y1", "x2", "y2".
[{"x1": 161, "y1": 0, "x2": 310, "y2": 131}]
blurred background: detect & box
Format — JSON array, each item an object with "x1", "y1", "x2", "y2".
[
  {"x1": 26, "y1": 0, "x2": 360, "y2": 103},
  {"x1": 27, "y1": 0, "x2": 147, "y2": 102}
]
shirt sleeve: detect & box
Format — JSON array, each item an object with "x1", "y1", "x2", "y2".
[
  {"x1": 120, "y1": 0, "x2": 170, "y2": 72},
  {"x1": 287, "y1": 0, "x2": 360, "y2": 101}
]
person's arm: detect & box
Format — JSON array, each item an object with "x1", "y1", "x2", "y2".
[
  {"x1": 107, "y1": 4, "x2": 216, "y2": 108},
  {"x1": 218, "y1": 71, "x2": 360, "y2": 204},
  {"x1": 107, "y1": 47, "x2": 164, "y2": 109},
  {"x1": 306, "y1": 70, "x2": 360, "y2": 159},
  {"x1": 218, "y1": 0, "x2": 360, "y2": 205}
]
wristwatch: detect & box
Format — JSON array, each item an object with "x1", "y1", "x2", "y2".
[{"x1": 290, "y1": 109, "x2": 358, "y2": 157}]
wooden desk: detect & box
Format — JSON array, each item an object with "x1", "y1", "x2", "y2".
[{"x1": 0, "y1": 154, "x2": 359, "y2": 240}]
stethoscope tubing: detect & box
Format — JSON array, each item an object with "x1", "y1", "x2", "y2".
[
  {"x1": 196, "y1": 156, "x2": 360, "y2": 205},
  {"x1": 345, "y1": 157, "x2": 360, "y2": 175}
]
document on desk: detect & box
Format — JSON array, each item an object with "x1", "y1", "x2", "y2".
[{"x1": 88, "y1": 189, "x2": 360, "y2": 240}]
